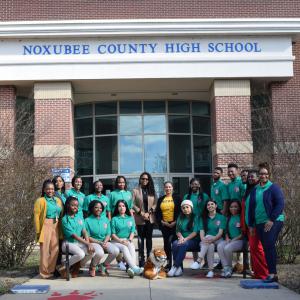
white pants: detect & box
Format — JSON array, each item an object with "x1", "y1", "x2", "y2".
[
  {"x1": 199, "y1": 235, "x2": 223, "y2": 270},
  {"x1": 112, "y1": 241, "x2": 137, "y2": 268},
  {"x1": 102, "y1": 242, "x2": 120, "y2": 265},
  {"x1": 217, "y1": 240, "x2": 243, "y2": 268},
  {"x1": 62, "y1": 241, "x2": 103, "y2": 268}
]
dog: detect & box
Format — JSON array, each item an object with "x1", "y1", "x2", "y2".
[{"x1": 143, "y1": 248, "x2": 167, "y2": 280}]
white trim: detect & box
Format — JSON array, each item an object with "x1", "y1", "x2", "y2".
[
  {"x1": 34, "y1": 82, "x2": 73, "y2": 100},
  {"x1": 212, "y1": 141, "x2": 253, "y2": 155},
  {"x1": 1, "y1": 19, "x2": 300, "y2": 39},
  {"x1": 34, "y1": 145, "x2": 75, "y2": 159},
  {"x1": 213, "y1": 80, "x2": 251, "y2": 97}
]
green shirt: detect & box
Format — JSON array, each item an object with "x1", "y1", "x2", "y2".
[
  {"x1": 183, "y1": 192, "x2": 210, "y2": 217},
  {"x1": 227, "y1": 176, "x2": 246, "y2": 202},
  {"x1": 55, "y1": 191, "x2": 67, "y2": 204},
  {"x1": 84, "y1": 214, "x2": 111, "y2": 242},
  {"x1": 45, "y1": 196, "x2": 62, "y2": 219},
  {"x1": 228, "y1": 214, "x2": 241, "y2": 239},
  {"x1": 111, "y1": 215, "x2": 136, "y2": 239},
  {"x1": 62, "y1": 214, "x2": 85, "y2": 243},
  {"x1": 199, "y1": 213, "x2": 226, "y2": 236},
  {"x1": 176, "y1": 215, "x2": 200, "y2": 239},
  {"x1": 245, "y1": 194, "x2": 250, "y2": 226},
  {"x1": 65, "y1": 188, "x2": 85, "y2": 218},
  {"x1": 110, "y1": 190, "x2": 133, "y2": 213},
  {"x1": 211, "y1": 179, "x2": 229, "y2": 210},
  {"x1": 83, "y1": 194, "x2": 111, "y2": 214}
]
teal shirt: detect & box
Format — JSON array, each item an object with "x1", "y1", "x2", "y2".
[
  {"x1": 211, "y1": 179, "x2": 229, "y2": 210},
  {"x1": 85, "y1": 214, "x2": 111, "y2": 242},
  {"x1": 228, "y1": 214, "x2": 241, "y2": 239},
  {"x1": 55, "y1": 191, "x2": 67, "y2": 204},
  {"x1": 62, "y1": 214, "x2": 85, "y2": 243},
  {"x1": 199, "y1": 213, "x2": 226, "y2": 236},
  {"x1": 183, "y1": 192, "x2": 210, "y2": 217},
  {"x1": 176, "y1": 215, "x2": 200, "y2": 239},
  {"x1": 227, "y1": 176, "x2": 246, "y2": 202},
  {"x1": 45, "y1": 196, "x2": 62, "y2": 219},
  {"x1": 111, "y1": 215, "x2": 136, "y2": 239},
  {"x1": 245, "y1": 194, "x2": 250, "y2": 226},
  {"x1": 65, "y1": 188, "x2": 85, "y2": 218},
  {"x1": 83, "y1": 194, "x2": 111, "y2": 214},
  {"x1": 255, "y1": 181, "x2": 285, "y2": 224},
  {"x1": 110, "y1": 190, "x2": 133, "y2": 213}
]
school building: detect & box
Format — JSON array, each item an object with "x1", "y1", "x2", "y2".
[{"x1": 0, "y1": 1, "x2": 299, "y2": 195}]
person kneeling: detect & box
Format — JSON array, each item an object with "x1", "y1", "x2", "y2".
[{"x1": 168, "y1": 200, "x2": 200, "y2": 277}]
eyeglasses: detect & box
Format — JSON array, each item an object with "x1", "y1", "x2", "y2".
[{"x1": 141, "y1": 178, "x2": 149, "y2": 181}]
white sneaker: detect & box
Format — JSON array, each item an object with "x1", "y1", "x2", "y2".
[
  {"x1": 206, "y1": 271, "x2": 214, "y2": 278},
  {"x1": 118, "y1": 261, "x2": 127, "y2": 271},
  {"x1": 167, "y1": 266, "x2": 177, "y2": 277},
  {"x1": 174, "y1": 266, "x2": 183, "y2": 277},
  {"x1": 190, "y1": 261, "x2": 201, "y2": 270},
  {"x1": 127, "y1": 268, "x2": 134, "y2": 278}
]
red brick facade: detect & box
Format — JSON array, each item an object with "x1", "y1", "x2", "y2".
[
  {"x1": 0, "y1": 86, "x2": 16, "y2": 148},
  {"x1": 1, "y1": 0, "x2": 300, "y2": 20}
]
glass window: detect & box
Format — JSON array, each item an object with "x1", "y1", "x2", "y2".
[
  {"x1": 153, "y1": 177, "x2": 165, "y2": 198},
  {"x1": 168, "y1": 101, "x2": 189, "y2": 114},
  {"x1": 99, "y1": 178, "x2": 115, "y2": 197},
  {"x1": 120, "y1": 101, "x2": 141, "y2": 114},
  {"x1": 75, "y1": 138, "x2": 93, "y2": 175},
  {"x1": 144, "y1": 101, "x2": 165, "y2": 113},
  {"x1": 120, "y1": 136, "x2": 143, "y2": 173},
  {"x1": 144, "y1": 115, "x2": 166, "y2": 134},
  {"x1": 120, "y1": 116, "x2": 142, "y2": 135},
  {"x1": 193, "y1": 136, "x2": 211, "y2": 173},
  {"x1": 195, "y1": 175, "x2": 211, "y2": 195},
  {"x1": 169, "y1": 135, "x2": 191, "y2": 172},
  {"x1": 95, "y1": 136, "x2": 118, "y2": 174},
  {"x1": 95, "y1": 101, "x2": 117, "y2": 115},
  {"x1": 172, "y1": 177, "x2": 190, "y2": 198},
  {"x1": 193, "y1": 116, "x2": 211, "y2": 135},
  {"x1": 82, "y1": 177, "x2": 94, "y2": 195},
  {"x1": 74, "y1": 104, "x2": 92, "y2": 118},
  {"x1": 192, "y1": 102, "x2": 210, "y2": 116},
  {"x1": 168, "y1": 116, "x2": 190, "y2": 133},
  {"x1": 95, "y1": 116, "x2": 117, "y2": 135},
  {"x1": 75, "y1": 118, "x2": 93, "y2": 137},
  {"x1": 144, "y1": 135, "x2": 167, "y2": 173}
]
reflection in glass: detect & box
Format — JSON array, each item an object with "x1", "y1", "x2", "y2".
[
  {"x1": 126, "y1": 178, "x2": 140, "y2": 191},
  {"x1": 96, "y1": 136, "x2": 118, "y2": 174},
  {"x1": 172, "y1": 177, "x2": 190, "y2": 198},
  {"x1": 120, "y1": 136, "x2": 142, "y2": 173},
  {"x1": 82, "y1": 177, "x2": 93, "y2": 195},
  {"x1": 153, "y1": 177, "x2": 165, "y2": 198},
  {"x1": 95, "y1": 116, "x2": 117, "y2": 135},
  {"x1": 169, "y1": 135, "x2": 191, "y2": 172},
  {"x1": 120, "y1": 101, "x2": 141, "y2": 114},
  {"x1": 144, "y1": 115, "x2": 166, "y2": 133},
  {"x1": 144, "y1": 135, "x2": 167, "y2": 173},
  {"x1": 193, "y1": 116, "x2": 211, "y2": 134},
  {"x1": 95, "y1": 102, "x2": 117, "y2": 115},
  {"x1": 193, "y1": 136, "x2": 211, "y2": 173},
  {"x1": 74, "y1": 104, "x2": 92, "y2": 118},
  {"x1": 75, "y1": 118, "x2": 93, "y2": 137},
  {"x1": 75, "y1": 138, "x2": 93, "y2": 175},
  {"x1": 192, "y1": 102, "x2": 210, "y2": 116},
  {"x1": 195, "y1": 175, "x2": 211, "y2": 195},
  {"x1": 120, "y1": 116, "x2": 142, "y2": 135},
  {"x1": 168, "y1": 101, "x2": 189, "y2": 114},
  {"x1": 144, "y1": 101, "x2": 165, "y2": 113},
  {"x1": 168, "y1": 116, "x2": 190, "y2": 133}
]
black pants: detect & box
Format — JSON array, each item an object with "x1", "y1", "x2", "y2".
[
  {"x1": 137, "y1": 222, "x2": 154, "y2": 263},
  {"x1": 161, "y1": 225, "x2": 176, "y2": 268}
]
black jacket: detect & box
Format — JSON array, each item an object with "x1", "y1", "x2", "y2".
[{"x1": 155, "y1": 194, "x2": 182, "y2": 229}]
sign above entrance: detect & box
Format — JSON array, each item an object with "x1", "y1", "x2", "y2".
[{"x1": 0, "y1": 36, "x2": 293, "y2": 80}]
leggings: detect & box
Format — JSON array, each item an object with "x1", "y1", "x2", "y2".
[
  {"x1": 161, "y1": 225, "x2": 176, "y2": 267},
  {"x1": 137, "y1": 222, "x2": 154, "y2": 261}
]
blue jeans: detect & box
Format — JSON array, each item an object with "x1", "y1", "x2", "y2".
[
  {"x1": 256, "y1": 221, "x2": 283, "y2": 274},
  {"x1": 172, "y1": 239, "x2": 200, "y2": 268}
]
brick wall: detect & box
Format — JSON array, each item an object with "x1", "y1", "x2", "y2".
[
  {"x1": 1, "y1": 0, "x2": 300, "y2": 21},
  {"x1": 0, "y1": 86, "x2": 16, "y2": 148}
]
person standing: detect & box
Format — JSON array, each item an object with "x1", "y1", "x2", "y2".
[
  {"x1": 211, "y1": 167, "x2": 229, "y2": 215},
  {"x1": 34, "y1": 180, "x2": 64, "y2": 279},
  {"x1": 155, "y1": 181, "x2": 182, "y2": 270},
  {"x1": 52, "y1": 175, "x2": 67, "y2": 204},
  {"x1": 65, "y1": 176, "x2": 85, "y2": 218},
  {"x1": 132, "y1": 172, "x2": 157, "y2": 267},
  {"x1": 227, "y1": 163, "x2": 246, "y2": 203},
  {"x1": 248, "y1": 162, "x2": 285, "y2": 283}
]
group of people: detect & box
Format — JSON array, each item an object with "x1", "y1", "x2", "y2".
[{"x1": 34, "y1": 163, "x2": 284, "y2": 283}]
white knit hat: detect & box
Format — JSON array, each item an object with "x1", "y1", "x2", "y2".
[{"x1": 181, "y1": 199, "x2": 193, "y2": 209}]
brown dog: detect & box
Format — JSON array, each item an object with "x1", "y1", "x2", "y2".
[{"x1": 143, "y1": 248, "x2": 167, "y2": 280}]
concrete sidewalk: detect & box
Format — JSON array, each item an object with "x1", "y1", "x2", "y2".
[{"x1": 1, "y1": 264, "x2": 299, "y2": 300}]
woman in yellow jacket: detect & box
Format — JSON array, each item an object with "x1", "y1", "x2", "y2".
[{"x1": 34, "y1": 179, "x2": 64, "y2": 279}]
